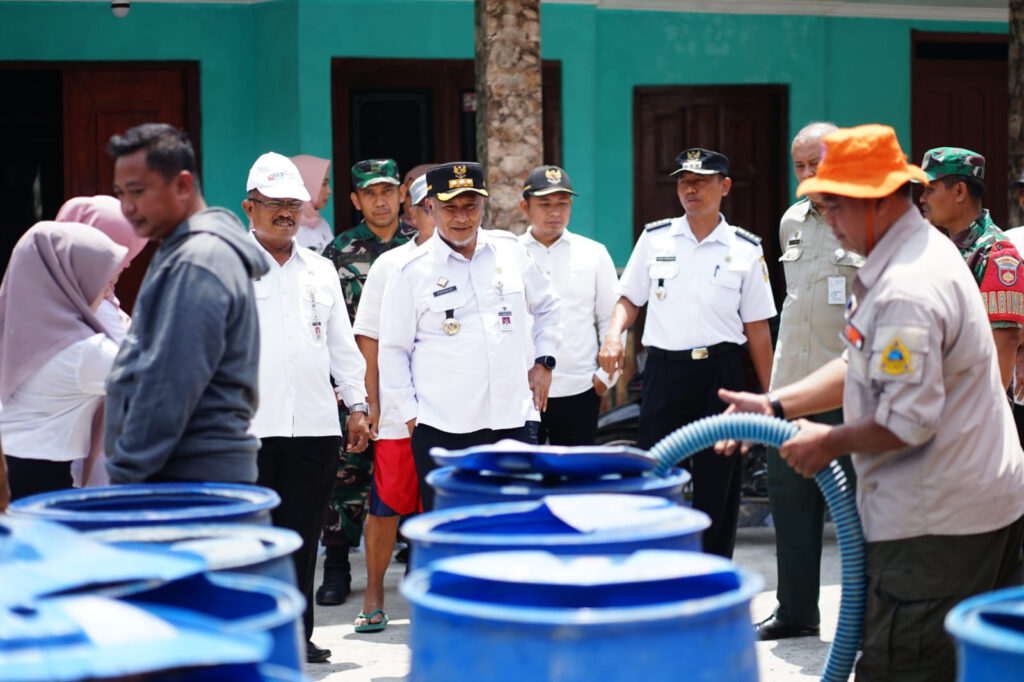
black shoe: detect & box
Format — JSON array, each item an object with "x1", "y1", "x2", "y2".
[
  {"x1": 306, "y1": 641, "x2": 331, "y2": 664},
  {"x1": 394, "y1": 544, "x2": 409, "y2": 564},
  {"x1": 755, "y1": 615, "x2": 820, "y2": 640},
  {"x1": 315, "y1": 565, "x2": 351, "y2": 606}
]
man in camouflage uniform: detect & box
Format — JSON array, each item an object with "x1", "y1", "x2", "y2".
[
  {"x1": 315, "y1": 158, "x2": 418, "y2": 605},
  {"x1": 920, "y1": 147, "x2": 1024, "y2": 388}
]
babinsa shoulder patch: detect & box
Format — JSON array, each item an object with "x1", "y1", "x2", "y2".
[
  {"x1": 734, "y1": 227, "x2": 761, "y2": 245},
  {"x1": 644, "y1": 218, "x2": 672, "y2": 232}
]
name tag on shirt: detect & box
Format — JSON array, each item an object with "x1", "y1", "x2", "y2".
[
  {"x1": 499, "y1": 307, "x2": 515, "y2": 332},
  {"x1": 433, "y1": 285, "x2": 457, "y2": 297},
  {"x1": 827, "y1": 277, "x2": 846, "y2": 305},
  {"x1": 312, "y1": 321, "x2": 323, "y2": 341}
]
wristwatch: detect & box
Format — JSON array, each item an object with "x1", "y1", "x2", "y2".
[
  {"x1": 765, "y1": 393, "x2": 785, "y2": 420},
  {"x1": 534, "y1": 356, "x2": 557, "y2": 370},
  {"x1": 348, "y1": 402, "x2": 369, "y2": 414}
]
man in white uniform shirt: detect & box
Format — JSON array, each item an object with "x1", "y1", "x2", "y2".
[
  {"x1": 599, "y1": 148, "x2": 776, "y2": 558},
  {"x1": 379, "y1": 162, "x2": 562, "y2": 511},
  {"x1": 347, "y1": 174, "x2": 431, "y2": 633},
  {"x1": 518, "y1": 165, "x2": 618, "y2": 445},
  {"x1": 241, "y1": 152, "x2": 370, "y2": 664}
]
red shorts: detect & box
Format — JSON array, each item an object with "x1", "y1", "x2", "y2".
[{"x1": 368, "y1": 437, "x2": 422, "y2": 517}]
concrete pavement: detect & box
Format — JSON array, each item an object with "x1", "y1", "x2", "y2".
[{"x1": 305, "y1": 517, "x2": 848, "y2": 681}]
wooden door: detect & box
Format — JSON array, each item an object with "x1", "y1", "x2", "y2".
[
  {"x1": 912, "y1": 32, "x2": 1009, "y2": 228},
  {"x1": 633, "y1": 85, "x2": 789, "y2": 305},
  {"x1": 63, "y1": 63, "x2": 200, "y2": 313},
  {"x1": 332, "y1": 57, "x2": 562, "y2": 232}
]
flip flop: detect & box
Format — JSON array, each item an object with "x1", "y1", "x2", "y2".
[{"x1": 354, "y1": 608, "x2": 389, "y2": 633}]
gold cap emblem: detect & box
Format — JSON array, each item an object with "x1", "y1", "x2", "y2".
[
  {"x1": 687, "y1": 150, "x2": 701, "y2": 161},
  {"x1": 453, "y1": 165, "x2": 467, "y2": 178},
  {"x1": 545, "y1": 168, "x2": 562, "y2": 183}
]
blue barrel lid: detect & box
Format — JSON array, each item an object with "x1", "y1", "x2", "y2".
[
  {"x1": 9, "y1": 483, "x2": 280, "y2": 528},
  {"x1": 946, "y1": 585, "x2": 1024, "y2": 654},
  {"x1": 402, "y1": 493, "x2": 709, "y2": 549},
  {"x1": 0, "y1": 594, "x2": 269, "y2": 680},
  {"x1": 0, "y1": 516, "x2": 206, "y2": 605},
  {"x1": 430, "y1": 439, "x2": 655, "y2": 476},
  {"x1": 85, "y1": 523, "x2": 302, "y2": 573},
  {"x1": 401, "y1": 549, "x2": 764, "y2": 626}
]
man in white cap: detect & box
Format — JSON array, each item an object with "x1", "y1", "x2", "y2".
[
  {"x1": 242, "y1": 152, "x2": 370, "y2": 664},
  {"x1": 347, "y1": 172, "x2": 432, "y2": 633}
]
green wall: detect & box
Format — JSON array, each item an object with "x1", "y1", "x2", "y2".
[
  {"x1": 0, "y1": 1, "x2": 257, "y2": 213},
  {"x1": 0, "y1": 0, "x2": 1006, "y2": 262}
]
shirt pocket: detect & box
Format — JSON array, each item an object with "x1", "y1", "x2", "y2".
[
  {"x1": 708, "y1": 268, "x2": 743, "y2": 309},
  {"x1": 647, "y1": 257, "x2": 679, "y2": 281},
  {"x1": 868, "y1": 325, "x2": 929, "y2": 385},
  {"x1": 252, "y1": 279, "x2": 270, "y2": 300},
  {"x1": 424, "y1": 284, "x2": 471, "y2": 334}
]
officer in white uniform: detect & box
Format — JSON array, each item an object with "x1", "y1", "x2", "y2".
[
  {"x1": 378, "y1": 161, "x2": 562, "y2": 510},
  {"x1": 599, "y1": 147, "x2": 776, "y2": 558}
]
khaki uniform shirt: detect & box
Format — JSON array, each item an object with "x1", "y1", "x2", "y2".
[
  {"x1": 770, "y1": 199, "x2": 863, "y2": 390},
  {"x1": 841, "y1": 207, "x2": 1024, "y2": 542}
]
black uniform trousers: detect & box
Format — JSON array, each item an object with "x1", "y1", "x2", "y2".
[
  {"x1": 255, "y1": 435, "x2": 340, "y2": 641},
  {"x1": 637, "y1": 345, "x2": 745, "y2": 558},
  {"x1": 411, "y1": 423, "x2": 535, "y2": 512},
  {"x1": 537, "y1": 388, "x2": 601, "y2": 446},
  {"x1": 5, "y1": 456, "x2": 73, "y2": 501},
  {"x1": 766, "y1": 407, "x2": 856, "y2": 627}
]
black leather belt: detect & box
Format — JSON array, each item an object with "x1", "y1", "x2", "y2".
[{"x1": 647, "y1": 342, "x2": 743, "y2": 361}]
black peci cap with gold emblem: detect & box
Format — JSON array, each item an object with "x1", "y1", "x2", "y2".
[
  {"x1": 522, "y1": 165, "x2": 578, "y2": 198},
  {"x1": 425, "y1": 162, "x2": 489, "y2": 201},
  {"x1": 670, "y1": 148, "x2": 730, "y2": 177}
]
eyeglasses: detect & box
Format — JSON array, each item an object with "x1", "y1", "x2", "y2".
[{"x1": 249, "y1": 198, "x2": 305, "y2": 212}]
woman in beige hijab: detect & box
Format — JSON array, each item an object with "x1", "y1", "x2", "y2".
[{"x1": 0, "y1": 222, "x2": 126, "y2": 499}]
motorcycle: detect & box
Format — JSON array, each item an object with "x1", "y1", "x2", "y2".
[{"x1": 595, "y1": 353, "x2": 771, "y2": 526}]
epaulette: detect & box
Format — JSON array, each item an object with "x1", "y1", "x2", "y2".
[
  {"x1": 644, "y1": 218, "x2": 672, "y2": 232},
  {"x1": 398, "y1": 244, "x2": 431, "y2": 270},
  {"x1": 734, "y1": 227, "x2": 761, "y2": 245}
]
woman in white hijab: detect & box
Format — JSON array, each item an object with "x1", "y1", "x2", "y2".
[
  {"x1": 0, "y1": 221, "x2": 126, "y2": 500},
  {"x1": 290, "y1": 155, "x2": 334, "y2": 252}
]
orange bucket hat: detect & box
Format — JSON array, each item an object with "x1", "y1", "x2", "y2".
[{"x1": 797, "y1": 124, "x2": 929, "y2": 199}]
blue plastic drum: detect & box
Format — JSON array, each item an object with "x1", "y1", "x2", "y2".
[
  {"x1": 945, "y1": 586, "x2": 1024, "y2": 681},
  {"x1": 124, "y1": 571, "x2": 306, "y2": 672},
  {"x1": 402, "y1": 493, "x2": 709, "y2": 570},
  {"x1": 426, "y1": 441, "x2": 690, "y2": 511},
  {"x1": 0, "y1": 593, "x2": 270, "y2": 680},
  {"x1": 85, "y1": 523, "x2": 302, "y2": 584},
  {"x1": 401, "y1": 549, "x2": 763, "y2": 682},
  {"x1": 9, "y1": 483, "x2": 280, "y2": 530},
  {"x1": 427, "y1": 466, "x2": 690, "y2": 510}
]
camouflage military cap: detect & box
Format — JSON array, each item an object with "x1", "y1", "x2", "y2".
[
  {"x1": 351, "y1": 159, "x2": 401, "y2": 189},
  {"x1": 920, "y1": 147, "x2": 986, "y2": 182}
]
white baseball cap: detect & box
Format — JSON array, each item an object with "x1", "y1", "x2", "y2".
[
  {"x1": 410, "y1": 175, "x2": 428, "y2": 206},
  {"x1": 246, "y1": 152, "x2": 311, "y2": 201}
]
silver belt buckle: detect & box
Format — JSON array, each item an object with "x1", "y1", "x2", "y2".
[{"x1": 691, "y1": 347, "x2": 709, "y2": 360}]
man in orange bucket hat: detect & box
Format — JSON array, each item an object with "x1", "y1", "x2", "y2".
[{"x1": 718, "y1": 124, "x2": 1024, "y2": 681}]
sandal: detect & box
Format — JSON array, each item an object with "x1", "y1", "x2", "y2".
[{"x1": 354, "y1": 608, "x2": 389, "y2": 633}]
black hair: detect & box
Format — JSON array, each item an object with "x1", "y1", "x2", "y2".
[
  {"x1": 107, "y1": 123, "x2": 201, "y2": 190},
  {"x1": 939, "y1": 174, "x2": 985, "y2": 202}
]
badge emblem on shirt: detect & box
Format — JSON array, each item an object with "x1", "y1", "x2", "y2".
[
  {"x1": 842, "y1": 322, "x2": 864, "y2": 351},
  {"x1": 879, "y1": 337, "x2": 912, "y2": 376},
  {"x1": 436, "y1": 277, "x2": 449, "y2": 288},
  {"x1": 995, "y1": 255, "x2": 1020, "y2": 286}
]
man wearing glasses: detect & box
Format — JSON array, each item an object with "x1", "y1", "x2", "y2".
[{"x1": 242, "y1": 152, "x2": 370, "y2": 664}]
